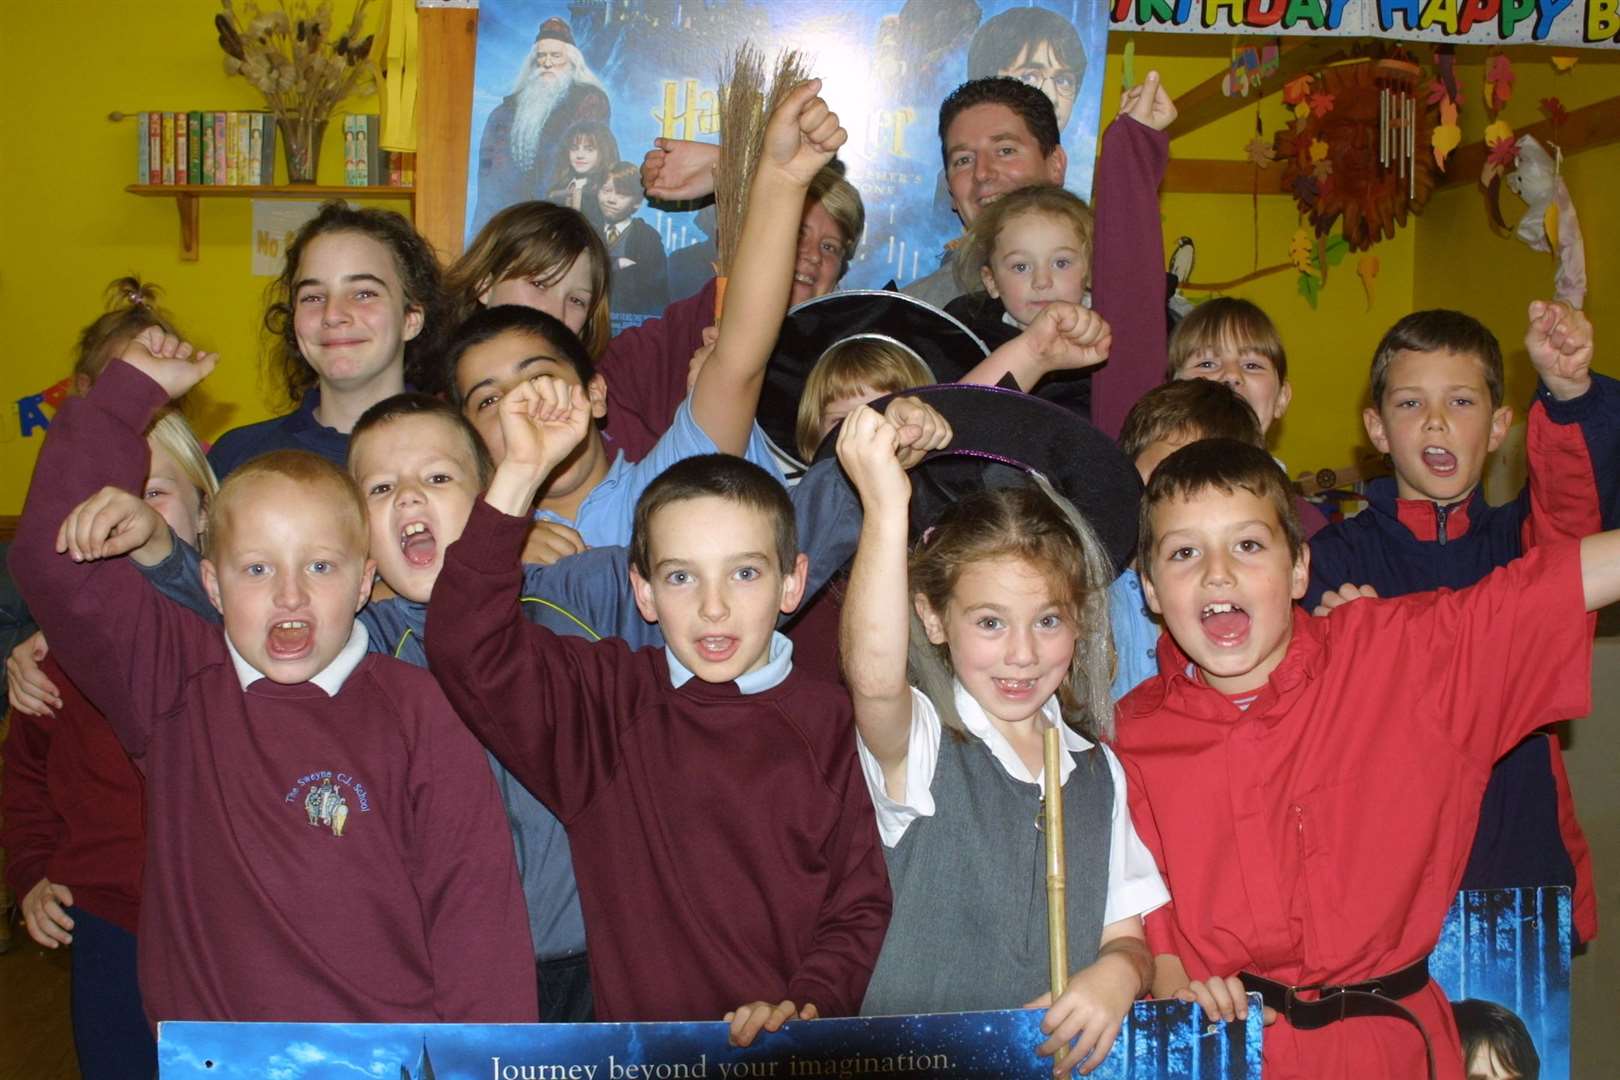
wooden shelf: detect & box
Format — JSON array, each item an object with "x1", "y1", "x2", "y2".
[{"x1": 125, "y1": 184, "x2": 416, "y2": 261}]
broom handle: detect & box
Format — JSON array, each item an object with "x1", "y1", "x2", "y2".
[
  {"x1": 713, "y1": 274, "x2": 728, "y2": 322},
  {"x1": 1044, "y1": 724, "x2": 1068, "y2": 1000}
]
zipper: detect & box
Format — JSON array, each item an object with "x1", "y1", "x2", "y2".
[{"x1": 1435, "y1": 502, "x2": 1450, "y2": 546}]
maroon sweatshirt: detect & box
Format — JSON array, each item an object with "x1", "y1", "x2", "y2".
[
  {"x1": 1, "y1": 655, "x2": 145, "y2": 933},
  {"x1": 9, "y1": 361, "x2": 536, "y2": 1024},
  {"x1": 598, "y1": 277, "x2": 718, "y2": 462},
  {"x1": 426, "y1": 500, "x2": 892, "y2": 1021}
]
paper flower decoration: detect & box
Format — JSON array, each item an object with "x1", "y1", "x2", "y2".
[
  {"x1": 1484, "y1": 53, "x2": 1515, "y2": 113},
  {"x1": 1245, "y1": 137, "x2": 1277, "y2": 167},
  {"x1": 1432, "y1": 99, "x2": 1461, "y2": 169},
  {"x1": 1309, "y1": 91, "x2": 1336, "y2": 118}
]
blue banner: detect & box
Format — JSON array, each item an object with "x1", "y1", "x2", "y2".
[{"x1": 159, "y1": 1001, "x2": 1262, "y2": 1079}]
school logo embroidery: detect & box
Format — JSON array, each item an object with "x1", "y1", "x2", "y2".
[{"x1": 283, "y1": 770, "x2": 371, "y2": 838}]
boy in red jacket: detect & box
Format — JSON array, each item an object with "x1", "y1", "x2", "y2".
[
  {"x1": 9, "y1": 331, "x2": 535, "y2": 1025},
  {"x1": 426, "y1": 370, "x2": 891, "y2": 1043},
  {"x1": 1115, "y1": 438, "x2": 1619, "y2": 1080}
]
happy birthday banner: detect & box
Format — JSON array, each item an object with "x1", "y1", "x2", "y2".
[
  {"x1": 1110, "y1": 0, "x2": 1620, "y2": 46},
  {"x1": 8, "y1": 377, "x2": 73, "y2": 441}
]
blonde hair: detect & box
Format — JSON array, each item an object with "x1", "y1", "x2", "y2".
[
  {"x1": 908, "y1": 478, "x2": 1117, "y2": 740},
  {"x1": 806, "y1": 164, "x2": 866, "y2": 278},
  {"x1": 443, "y1": 201, "x2": 611, "y2": 359},
  {"x1": 206, "y1": 450, "x2": 366, "y2": 561},
  {"x1": 73, "y1": 277, "x2": 181, "y2": 390},
  {"x1": 955, "y1": 185, "x2": 1095, "y2": 295},
  {"x1": 1167, "y1": 297, "x2": 1288, "y2": 381},
  {"x1": 796, "y1": 338, "x2": 932, "y2": 461},
  {"x1": 147, "y1": 410, "x2": 219, "y2": 503}
]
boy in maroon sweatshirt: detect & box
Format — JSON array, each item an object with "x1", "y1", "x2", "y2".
[
  {"x1": 426, "y1": 372, "x2": 891, "y2": 1044},
  {"x1": 9, "y1": 331, "x2": 535, "y2": 1025}
]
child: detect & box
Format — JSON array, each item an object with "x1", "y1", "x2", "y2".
[
  {"x1": 1116, "y1": 437, "x2": 1620, "y2": 1079},
  {"x1": 796, "y1": 338, "x2": 933, "y2": 463},
  {"x1": 1110, "y1": 379, "x2": 1264, "y2": 699},
  {"x1": 1307, "y1": 303, "x2": 1617, "y2": 945},
  {"x1": 443, "y1": 200, "x2": 611, "y2": 359},
  {"x1": 1452, "y1": 999, "x2": 1540, "y2": 1080},
  {"x1": 951, "y1": 184, "x2": 1091, "y2": 346},
  {"x1": 207, "y1": 202, "x2": 446, "y2": 478},
  {"x1": 2, "y1": 408, "x2": 213, "y2": 1078},
  {"x1": 836, "y1": 402, "x2": 1164, "y2": 1076},
  {"x1": 445, "y1": 80, "x2": 849, "y2": 549},
  {"x1": 597, "y1": 160, "x2": 670, "y2": 316},
  {"x1": 548, "y1": 120, "x2": 617, "y2": 227},
  {"x1": 424, "y1": 374, "x2": 892, "y2": 1032},
  {"x1": 9, "y1": 330, "x2": 535, "y2": 1024}
]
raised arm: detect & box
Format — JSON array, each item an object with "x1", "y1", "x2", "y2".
[
  {"x1": 690, "y1": 80, "x2": 846, "y2": 454},
  {"x1": 1089, "y1": 71, "x2": 1175, "y2": 439},
  {"x1": 836, "y1": 406, "x2": 918, "y2": 798},
  {"x1": 959, "y1": 302, "x2": 1112, "y2": 393}
]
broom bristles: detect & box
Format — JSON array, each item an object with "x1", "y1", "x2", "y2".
[{"x1": 714, "y1": 45, "x2": 812, "y2": 279}]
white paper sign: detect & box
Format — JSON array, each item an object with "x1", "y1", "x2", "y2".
[{"x1": 251, "y1": 200, "x2": 326, "y2": 278}]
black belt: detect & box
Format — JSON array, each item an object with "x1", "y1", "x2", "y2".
[{"x1": 1239, "y1": 955, "x2": 1436, "y2": 1080}]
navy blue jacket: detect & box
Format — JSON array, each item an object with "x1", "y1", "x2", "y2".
[{"x1": 1305, "y1": 374, "x2": 1620, "y2": 942}]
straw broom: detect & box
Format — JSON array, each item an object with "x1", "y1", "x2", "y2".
[
  {"x1": 711, "y1": 44, "x2": 810, "y2": 321},
  {"x1": 1044, "y1": 723, "x2": 1069, "y2": 1000}
]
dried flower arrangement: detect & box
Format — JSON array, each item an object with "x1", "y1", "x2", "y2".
[{"x1": 215, "y1": 0, "x2": 381, "y2": 182}]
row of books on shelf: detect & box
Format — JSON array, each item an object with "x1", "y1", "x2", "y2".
[
  {"x1": 137, "y1": 111, "x2": 278, "y2": 187},
  {"x1": 343, "y1": 115, "x2": 415, "y2": 187}
]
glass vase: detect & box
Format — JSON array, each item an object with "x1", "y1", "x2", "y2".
[{"x1": 277, "y1": 116, "x2": 328, "y2": 184}]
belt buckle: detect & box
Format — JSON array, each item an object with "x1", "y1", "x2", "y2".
[{"x1": 1284, "y1": 981, "x2": 1348, "y2": 1025}]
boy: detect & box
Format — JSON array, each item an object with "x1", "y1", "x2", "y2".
[
  {"x1": 1110, "y1": 379, "x2": 1264, "y2": 699},
  {"x1": 1115, "y1": 437, "x2": 1620, "y2": 1079},
  {"x1": 1307, "y1": 302, "x2": 1617, "y2": 944},
  {"x1": 425, "y1": 374, "x2": 891, "y2": 1035},
  {"x1": 8, "y1": 334, "x2": 534, "y2": 1024},
  {"x1": 597, "y1": 160, "x2": 669, "y2": 315},
  {"x1": 450, "y1": 80, "x2": 846, "y2": 549}
]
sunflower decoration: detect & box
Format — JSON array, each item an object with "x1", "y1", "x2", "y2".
[{"x1": 1275, "y1": 52, "x2": 1437, "y2": 252}]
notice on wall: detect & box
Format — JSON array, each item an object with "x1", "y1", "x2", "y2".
[{"x1": 251, "y1": 200, "x2": 326, "y2": 278}]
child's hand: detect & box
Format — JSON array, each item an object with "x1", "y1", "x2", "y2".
[
  {"x1": 54, "y1": 487, "x2": 169, "y2": 564},
  {"x1": 1312, "y1": 582, "x2": 1378, "y2": 617},
  {"x1": 522, "y1": 520, "x2": 588, "y2": 566},
  {"x1": 1526, "y1": 299, "x2": 1593, "y2": 401},
  {"x1": 120, "y1": 326, "x2": 218, "y2": 401},
  {"x1": 1027, "y1": 962, "x2": 1139, "y2": 1075},
  {"x1": 687, "y1": 325, "x2": 719, "y2": 395},
  {"x1": 20, "y1": 876, "x2": 75, "y2": 949},
  {"x1": 496, "y1": 375, "x2": 592, "y2": 477},
  {"x1": 1172, "y1": 976, "x2": 1276, "y2": 1027},
  {"x1": 1025, "y1": 303, "x2": 1113, "y2": 374},
  {"x1": 761, "y1": 79, "x2": 847, "y2": 188},
  {"x1": 725, "y1": 1000, "x2": 816, "y2": 1047},
  {"x1": 642, "y1": 137, "x2": 719, "y2": 201},
  {"x1": 6, "y1": 631, "x2": 61, "y2": 717},
  {"x1": 882, "y1": 396, "x2": 953, "y2": 469},
  {"x1": 1119, "y1": 70, "x2": 1177, "y2": 132},
  {"x1": 836, "y1": 405, "x2": 911, "y2": 510}
]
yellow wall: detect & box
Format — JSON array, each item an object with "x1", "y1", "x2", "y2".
[
  {"x1": 1, "y1": 13, "x2": 1616, "y2": 514},
  {"x1": 0, "y1": 2, "x2": 387, "y2": 515}
]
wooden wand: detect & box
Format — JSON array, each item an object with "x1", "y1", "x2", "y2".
[{"x1": 1044, "y1": 721, "x2": 1069, "y2": 1000}]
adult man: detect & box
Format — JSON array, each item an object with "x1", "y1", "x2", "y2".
[
  {"x1": 473, "y1": 18, "x2": 611, "y2": 233},
  {"x1": 902, "y1": 77, "x2": 1068, "y2": 308}
]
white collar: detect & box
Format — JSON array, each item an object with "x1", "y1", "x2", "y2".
[
  {"x1": 951, "y1": 679, "x2": 1091, "y2": 786},
  {"x1": 225, "y1": 621, "x2": 370, "y2": 696},
  {"x1": 665, "y1": 631, "x2": 794, "y2": 693}
]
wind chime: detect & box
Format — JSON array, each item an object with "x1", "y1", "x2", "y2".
[{"x1": 1377, "y1": 59, "x2": 1422, "y2": 204}]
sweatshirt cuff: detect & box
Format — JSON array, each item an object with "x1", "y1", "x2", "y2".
[
  {"x1": 89, "y1": 360, "x2": 172, "y2": 433},
  {"x1": 1539, "y1": 371, "x2": 1616, "y2": 423},
  {"x1": 787, "y1": 975, "x2": 843, "y2": 1017},
  {"x1": 457, "y1": 499, "x2": 536, "y2": 574}
]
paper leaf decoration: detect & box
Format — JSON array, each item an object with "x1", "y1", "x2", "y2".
[
  {"x1": 1309, "y1": 91, "x2": 1336, "y2": 118},
  {"x1": 1541, "y1": 97, "x2": 1568, "y2": 127},
  {"x1": 1433, "y1": 99, "x2": 1461, "y2": 169},
  {"x1": 1123, "y1": 39, "x2": 1137, "y2": 90},
  {"x1": 1309, "y1": 139, "x2": 1330, "y2": 163},
  {"x1": 1484, "y1": 119, "x2": 1515, "y2": 148},
  {"x1": 1294, "y1": 101, "x2": 1311, "y2": 121},
  {"x1": 1485, "y1": 53, "x2": 1515, "y2": 112},
  {"x1": 1291, "y1": 173, "x2": 1320, "y2": 206},
  {"x1": 1321, "y1": 234, "x2": 1350, "y2": 268},
  {"x1": 1283, "y1": 74, "x2": 1314, "y2": 105},
  {"x1": 1298, "y1": 271, "x2": 1321, "y2": 308},
  {"x1": 1357, "y1": 254, "x2": 1380, "y2": 310},
  {"x1": 1425, "y1": 79, "x2": 1448, "y2": 106},
  {"x1": 1545, "y1": 200, "x2": 1560, "y2": 252},
  {"x1": 1289, "y1": 228, "x2": 1317, "y2": 275},
  {"x1": 1245, "y1": 137, "x2": 1277, "y2": 167},
  {"x1": 1550, "y1": 53, "x2": 1578, "y2": 73}
]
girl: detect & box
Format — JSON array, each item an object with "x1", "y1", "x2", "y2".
[
  {"x1": 795, "y1": 338, "x2": 932, "y2": 463},
  {"x1": 443, "y1": 200, "x2": 611, "y2": 359},
  {"x1": 207, "y1": 202, "x2": 445, "y2": 479},
  {"x1": 2, "y1": 303, "x2": 216, "y2": 1080},
  {"x1": 836, "y1": 404, "x2": 1165, "y2": 1076},
  {"x1": 547, "y1": 120, "x2": 618, "y2": 227},
  {"x1": 951, "y1": 184, "x2": 1093, "y2": 343}
]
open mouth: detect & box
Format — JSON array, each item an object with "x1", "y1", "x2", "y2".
[
  {"x1": 1200, "y1": 601, "x2": 1251, "y2": 646},
  {"x1": 1422, "y1": 446, "x2": 1458, "y2": 477},
  {"x1": 695, "y1": 635, "x2": 739, "y2": 664},
  {"x1": 399, "y1": 520, "x2": 437, "y2": 568},
  {"x1": 991, "y1": 677, "x2": 1038, "y2": 699},
  {"x1": 267, "y1": 619, "x2": 314, "y2": 660},
  {"x1": 793, "y1": 271, "x2": 816, "y2": 288}
]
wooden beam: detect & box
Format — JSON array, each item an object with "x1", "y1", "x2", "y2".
[
  {"x1": 1163, "y1": 158, "x2": 1287, "y2": 195},
  {"x1": 1433, "y1": 93, "x2": 1620, "y2": 192},
  {"x1": 1166, "y1": 38, "x2": 1344, "y2": 141},
  {"x1": 415, "y1": 6, "x2": 478, "y2": 262}
]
